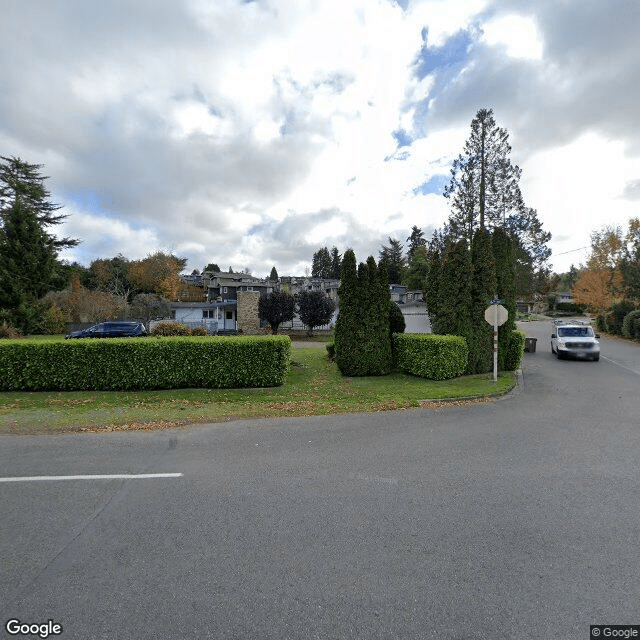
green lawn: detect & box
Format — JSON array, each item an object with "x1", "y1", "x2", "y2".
[{"x1": 0, "y1": 343, "x2": 516, "y2": 434}]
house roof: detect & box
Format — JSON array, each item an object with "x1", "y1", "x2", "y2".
[{"x1": 171, "y1": 301, "x2": 237, "y2": 309}]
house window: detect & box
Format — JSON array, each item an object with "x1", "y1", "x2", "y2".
[
  {"x1": 223, "y1": 287, "x2": 227, "y2": 293},
  {"x1": 170, "y1": 310, "x2": 176, "y2": 319},
  {"x1": 203, "y1": 310, "x2": 216, "y2": 318},
  {"x1": 226, "y1": 311, "x2": 233, "y2": 320}
]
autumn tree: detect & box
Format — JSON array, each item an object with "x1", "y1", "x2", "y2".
[
  {"x1": 129, "y1": 293, "x2": 171, "y2": 326},
  {"x1": 128, "y1": 252, "x2": 186, "y2": 300},
  {"x1": 573, "y1": 269, "x2": 622, "y2": 318}
]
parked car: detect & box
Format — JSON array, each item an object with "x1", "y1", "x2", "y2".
[
  {"x1": 550, "y1": 320, "x2": 600, "y2": 361},
  {"x1": 65, "y1": 321, "x2": 147, "y2": 339}
]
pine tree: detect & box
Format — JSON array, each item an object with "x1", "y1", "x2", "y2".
[
  {"x1": 269, "y1": 266, "x2": 279, "y2": 281},
  {"x1": 468, "y1": 228, "x2": 496, "y2": 374},
  {"x1": 425, "y1": 247, "x2": 442, "y2": 333},
  {"x1": 0, "y1": 156, "x2": 78, "y2": 249},
  {"x1": 330, "y1": 247, "x2": 341, "y2": 279},
  {"x1": 406, "y1": 225, "x2": 426, "y2": 259},
  {"x1": 379, "y1": 238, "x2": 405, "y2": 284},
  {"x1": 0, "y1": 197, "x2": 61, "y2": 331},
  {"x1": 311, "y1": 247, "x2": 332, "y2": 278}
]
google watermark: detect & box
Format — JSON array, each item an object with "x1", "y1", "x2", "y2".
[
  {"x1": 591, "y1": 626, "x2": 640, "y2": 639},
  {"x1": 5, "y1": 619, "x2": 63, "y2": 638}
]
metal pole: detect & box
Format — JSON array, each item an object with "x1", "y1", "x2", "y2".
[{"x1": 493, "y1": 304, "x2": 498, "y2": 383}]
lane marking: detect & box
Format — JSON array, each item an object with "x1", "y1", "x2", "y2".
[
  {"x1": 0, "y1": 473, "x2": 183, "y2": 483},
  {"x1": 600, "y1": 356, "x2": 640, "y2": 377}
]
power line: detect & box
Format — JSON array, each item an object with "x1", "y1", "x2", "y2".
[{"x1": 554, "y1": 246, "x2": 588, "y2": 256}]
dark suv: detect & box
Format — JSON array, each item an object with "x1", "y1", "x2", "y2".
[{"x1": 65, "y1": 321, "x2": 147, "y2": 339}]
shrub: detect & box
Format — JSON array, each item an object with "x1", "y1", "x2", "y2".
[
  {"x1": 622, "y1": 309, "x2": 640, "y2": 339},
  {"x1": 326, "y1": 343, "x2": 335, "y2": 360},
  {"x1": 151, "y1": 322, "x2": 192, "y2": 336},
  {"x1": 503, "y1": 330, "x2": 526, "y2": 371},
  {"x1": 394, "y1": 334, "x2": 468, "y2": 381},
  {"x1": 555, "y1": 301, "x2": 587, "y2": 314},
  {"x1": 604, "y1": 300, "x2": 635, "y2": 335},
  {"x1": 0, "y1": 322, "x2": 21, "y2": 339},
  {"x1": 0, "y1": 335, "x2": 291, "y2": 391},
  {"x1": 190, "y1": 325, "x2": 208, "y2": 336},
  {"x1": 389, "y1": 302, "x2": 406, "y2": 334}
]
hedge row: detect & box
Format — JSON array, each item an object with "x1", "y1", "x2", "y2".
[
  {"x1": 393, "y1": 330, "x2": 525, "y2": 381},
  {"x1": 0, "y1": 335, "x2": 291, "y2": 391},
  {"x1": 622, "y1": 309, "x2": 640, "y2": 339},
  {"x1": 394, "y1": 334, "x2": 468, "y2": 380}
]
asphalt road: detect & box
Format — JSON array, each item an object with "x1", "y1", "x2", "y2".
[{"x1": 1, "y1": 320, "x2": 639, "y2": 639}]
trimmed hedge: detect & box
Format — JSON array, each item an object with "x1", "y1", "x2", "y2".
[
  {"x1": 0, "y1": 335, "x2": 291, "y2": 391},
  {"x1": 394, "y1": 334, "x2": 468, "y2": 380},
  {"x1": 504, "y1": 330, "x2": 526, "y2": 371}
]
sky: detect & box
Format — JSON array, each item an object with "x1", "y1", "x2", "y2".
[{"x1": 1, "y1": 0, "x2": 639, "y2": 277}]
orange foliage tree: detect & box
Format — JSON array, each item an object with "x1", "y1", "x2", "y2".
[{"x1": 572, "y1": 269, "x2": 623, "y2": 316}]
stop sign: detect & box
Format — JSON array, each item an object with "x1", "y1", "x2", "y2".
[{"x1": 484, "y1": 304, "x2": 509, "y2": 327}]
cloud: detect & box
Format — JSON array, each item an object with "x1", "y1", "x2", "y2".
[{"x1": 2, "y1": 0, "x2": 639, "y2": 278}]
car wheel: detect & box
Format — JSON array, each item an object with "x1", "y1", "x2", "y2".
[
  {"x1": 550, "y1": 342, "x2": 555, "y2": 354},
  {"x1": 593, "y1": 355, "x2": 600, "y2": 362}
]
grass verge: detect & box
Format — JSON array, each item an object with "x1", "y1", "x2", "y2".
[{"x1": 0, "y1": 345, "x2": 516, "y2": 435}]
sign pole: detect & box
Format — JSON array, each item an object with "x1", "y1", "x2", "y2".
[{"x1": 493, "y1": 306, "x2": 498, "y2": 383}]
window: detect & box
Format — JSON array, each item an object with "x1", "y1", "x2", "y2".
[
  {"x1": 223, "y1": 287, "x2": 227, "y2": 293},
  {"x1": 203, "y1": 310, "x2": 216, "y2": 319},
  {"x1": 226, "y1": 311, "x2": 233, "y2": 320}
]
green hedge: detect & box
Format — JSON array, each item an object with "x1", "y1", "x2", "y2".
[
  {"x1": 0, "y1": 335, "x2": 291, "y2": 391},
  {"x1": 394, "y1": 334, "x2": 468, "y2": 380},
  {"x1": 504, "y1": 330, "x2": 526, "y2": 371},
  {"x1": 622, "y1": 309, "x2": 640, "y2": 339}
]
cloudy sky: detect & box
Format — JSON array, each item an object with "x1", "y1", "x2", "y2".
[{"x1": 2, "y1": 0, "x2": 639, "y2": 277}]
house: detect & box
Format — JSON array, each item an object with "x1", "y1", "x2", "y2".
[
  {"x1": 278, "y1": 276, "x2": 340, "y2": 300},
  {"x1": 205, "y1": 270, "x2": 273, "y2": 302},
  {"x1": 169, "y1": 301, "x2": 238, "y2": 332},
  {"x1": 389, "y1": 284, "x2": 407, "y2": 304}
]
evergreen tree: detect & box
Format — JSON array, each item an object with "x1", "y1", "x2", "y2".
[
  {"x1": 406, "y1": 225, "x2": 426, "y2": 259},
  {"x1": 492, "y1": 227, "x2": 517, "y2": 370},
  {"x1": 425, "y1": 246, "x2": 442, "y2": 333},
  {"x1": 0, "y1": 197, "x2": 61, "y2": 331},
  {"x1": 330, "y1": 246, "x2": 341, "y2": 279},
  {"x1": 405, "y1": 245, "x2": 429, "y2": 291},
  {"x1": 334, "y1": 251, "x2": 391, "y2": 376},
  {"x1": 379, "y1": 237, "x2": 405, "y2": 284},
  {"x1": 435, "y1": 239, "x2": 472, "y2": 342},
  {"x1": 468, "y1": 228, "x2": 496, "y2": 374},
  {"x1": 311, "y1": 246, "x2": 332, "y2": 278},
  {"x1": 0, "y1": 156, "x2": 78, "y2": 249},
  {"x1": 269, "y1": 266, "x2": 279, "y2": 281}
]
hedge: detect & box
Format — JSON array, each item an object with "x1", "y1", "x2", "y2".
[
  {"x1": 394, "y1": 334, "x2": 468, "y2": 380},
  {"x1": 0, "y1": 335, "x2": 291, "y2": 391},
  {"x1": 504, "y1": 330, "x2": 526, "y2": 372},
  {"x1": 622, "y1": 309, "x2": 640, "y2": 339}
]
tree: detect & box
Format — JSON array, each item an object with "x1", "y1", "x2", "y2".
[
  {"x1": 492, "y1": 227, "x2": 517, "y2": 370},
  {"x1": 311, "y1": 247, "x2": 332, "y2": 278},
  {"x1": 468, "y1": 228, "x2": 496, "y2": 374},
  {"x1": 379, "y1": 237, "x2": 405, "y2": 284},
  {"x1": 334, "y1": 251, "x2": 392, "y2": 376},
  {"x1": 404, "y1": 245, "x2": 429, "y2": 291},
  {"x1": 129, "y1": 293, "x2": 171, "y2": 327},
  {"x1": 90, "y1": 254, "x2": 133, "y2": 306},
  {"x1": 203, "y1": 263, "x2": 220, "y2": 273},
  {"x1": 0, "y1": 197, "x2": 61, "y2": 332},
  {"x1": 128, "y1": 252, "x2": 186, "y2": 299},
  {"x1": 0, "y1": 156, "x2": 78, "y2": 250},
  {"x1": 258, "y1": 291, "x2": 295, "y2": 334},
  {"x1": 435, "y1": 238, "x2": 472, "y2": 341},
  {"x1": 406, "y1": 225, "x2": 426, "y2": 259},
  {"x1": 621, "y1": 218, "x2": 640, "y2": 300},
  {"x1": 442, "y1": 109, "x2": 550, "y2": 293},
  {"x1": 269, "y1": 266, "x2": 279, "y2": 281},
  {"x1": 330, "y1": 247, "x2": 341, "y2": 279},
  {"x1": 296, "y1": 290, "x2": 335, "y2": 335},
  {"x1": 573, "y1": 269, "x2": 622, "y2": 319}
]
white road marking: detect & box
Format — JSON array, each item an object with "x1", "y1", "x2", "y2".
[
  {"x1": 0, "y1": 473, "x2": 183, "y2": 483},
  {"x1": 600, "y1": 356, "x2": 640, "y2": 376}
]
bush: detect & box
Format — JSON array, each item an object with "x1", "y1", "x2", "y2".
[
  {"x1": 555, "y1": 302, "x2": 587, "y2": 314},
  {"x1": 604, "y1": 300, "x2": 636, "y2": 335},
  {"x1": 326, "y1": 343, "x2": 335, "y2": 360},
  {"x1": 0, "y1": 322, "x2": 21, "y2": 339},
  {"x1": 394, "y1": 334, "x2": 468, "y2": 381},
  {"x1": 190, "y1": 326, "x2": 208, "y2": 336},
  {"x1": 389, "y1": 302, "x2": 406, "y2": 334},
  {"x1": 0, "y1": 335, "x2": 291, "y2": 391},
  {"x1": 504, "y1": 330, "x2": 526, "y2": 371},
  {"x1": 622, "y1": 309, "x2": 640, "y2": 339},
  {"x1": 151, "y1": 322, "x2": 192, "y2": 336}
]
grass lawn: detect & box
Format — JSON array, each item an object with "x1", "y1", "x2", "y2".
[{"x1": 0, "y1": 342, "x2": 516, "y2": 434}]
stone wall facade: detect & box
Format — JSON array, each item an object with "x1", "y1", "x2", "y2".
[{"x1": 236, "y1": 291, "x2": 261, "y2": 335}]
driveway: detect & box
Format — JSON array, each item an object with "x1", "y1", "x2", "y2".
[{"x1": 1, "y1": 320, "x2": 639, "y2": 639}]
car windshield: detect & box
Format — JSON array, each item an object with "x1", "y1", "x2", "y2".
[{"x1": 558, "y1": 327, "x2": 594, "y2": 337}]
